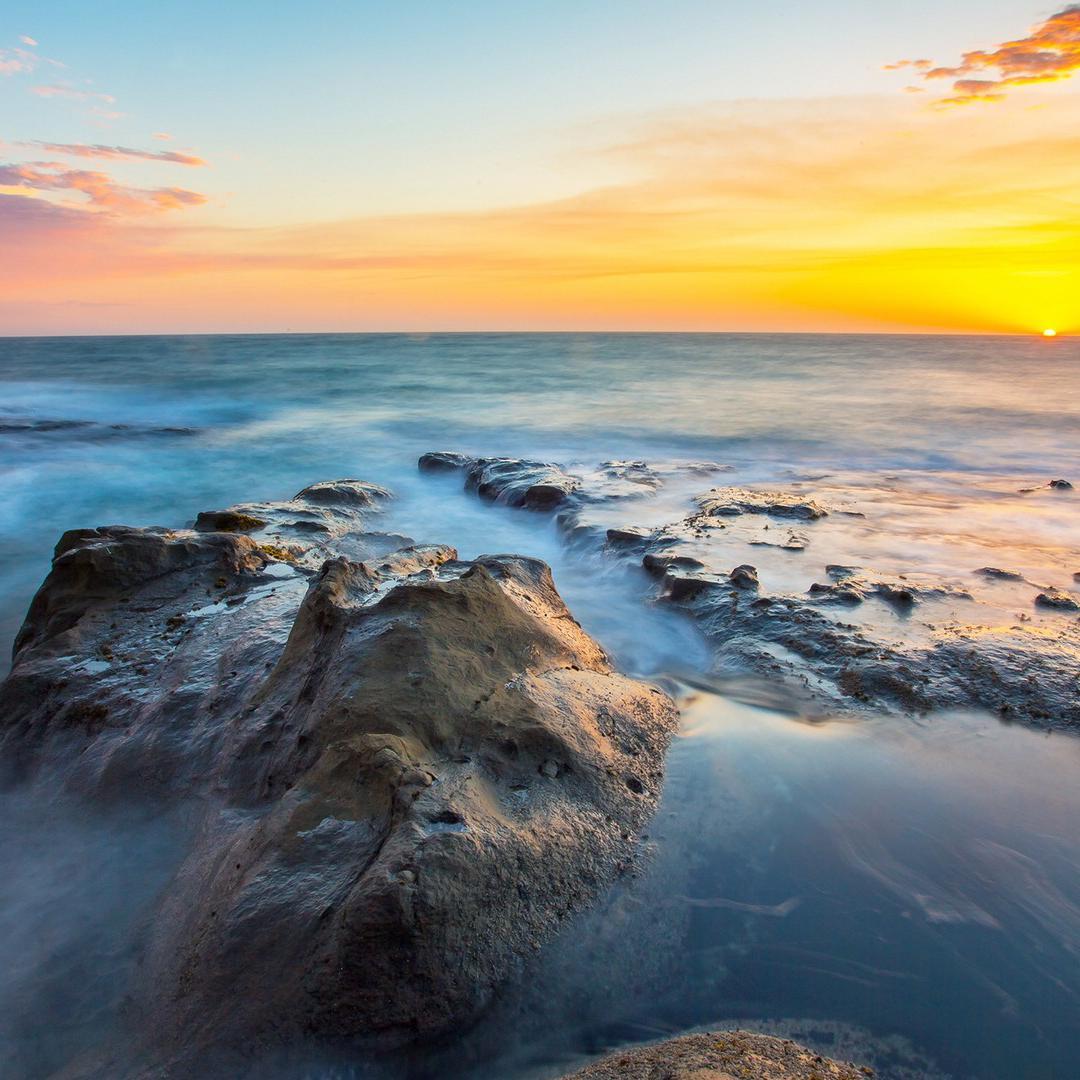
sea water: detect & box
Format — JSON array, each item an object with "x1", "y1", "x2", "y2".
[{"x1": 0, "y1": 333, "x2": 1078, "y2": 1078}]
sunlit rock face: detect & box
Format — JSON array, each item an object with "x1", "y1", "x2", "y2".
[
  {"x1": 559, "y1": 1029, "x2": 869, "y2": 1080},
  {"x1": 0, "y1": 482, "x2": 677, "y2": 1068},
  {"x1": 421, "y1": 452, "x2": 1080, "y2": 729}
]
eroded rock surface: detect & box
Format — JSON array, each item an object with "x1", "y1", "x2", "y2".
[
  {"x1": 560, "y1": 1030, "x2": 869, "y2": 1079},
  {"x1": 0, "y1": 481, "x2": 678, "y2": 1070},
  {"x1": 418, "y1": 453, "x2": 1080, "y2": 728}
]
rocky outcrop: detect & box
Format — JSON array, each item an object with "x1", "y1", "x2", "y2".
[
  {"x1": 419, "y1": 452, "x2": 581, "y2": 508},
  {"x1": 191, "y1": 477, "x2": 403, "y2": 569},
  {"x1": 418, "y1": 454, "x2": 1080, "y2": 729},
  {"x1": 0, "y1": 481, "x2": 678, "y2": 1070},
  {"x1": 560, "y1": 1030, "x2": 870, "y2": 1079}
]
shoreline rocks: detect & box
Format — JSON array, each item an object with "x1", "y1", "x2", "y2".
[
  {"x1": 419, "y1": 451, "x2": 1080, "y2": 730},
  {"x1": 0, "y1": 480, "x2": 679, "y2": 1071}
]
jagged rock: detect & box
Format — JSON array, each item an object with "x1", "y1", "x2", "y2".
[
  {"x1": 560, "y1": 1030, "x2": 868, "y2": 1079},
  {"x1": 0, "y1": 485, "x2": 678, "y2": 1068},
  {"x1": 192, "y1": 479, "x2": 404, "y2": 569},
  {"x1": 656, "y1": 565, "x2": 1080, "y2": 726}
]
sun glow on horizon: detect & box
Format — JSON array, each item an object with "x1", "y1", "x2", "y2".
[{"x1": 1043, "y1": 329, "x2": 1058, "y2": 337}]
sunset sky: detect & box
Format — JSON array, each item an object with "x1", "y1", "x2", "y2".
[{"x1": 2, "y1": 1, "x2": 1079, "y2": 335}]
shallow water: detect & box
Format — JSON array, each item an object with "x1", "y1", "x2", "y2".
[{"x1": 1, "y1": 333, "x2": 1078, "y2": 1078}]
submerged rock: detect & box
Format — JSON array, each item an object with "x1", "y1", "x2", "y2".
[
  {"x1": 0, "y1": 483, "x2": 678, "y2": 1069},
  {"x1": 1049, "y1": 478, "x2": 1073, "y2": 491},
  {"x1": 560, "y1": 1030, "x2": 869, "y2": 1079}
]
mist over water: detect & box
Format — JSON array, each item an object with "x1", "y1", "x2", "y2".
[{"x1": 1, "y1": 333, "x2": 1079, "y2": 1079}]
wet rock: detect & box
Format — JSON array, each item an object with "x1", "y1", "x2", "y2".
[
  {"x1": 659, "y1": 567, "x2": 1080, "y2": 726},
  {"x1": 418, "y1": 453, "x2": 580, "y2": 509},
  {"x1": 1035, "y1": 590, "x2": 1080, "y2": 612},
  {"x1": 194, "y1": 509, "x2": 269, "y2": 533},
  {"x1": 642, "y1": 552, "x2": 707, "y2": 577},
  {"x1": 694, "y1": 487, "x2": 829, "y2": 521},
  {"x1": 976, "y1": 566, "x2": 1025, "y2": 581},
  {"x1": 1049, "y1": 478, "x2": 1074, "y2": 491},
  {"x1": 0, "y1": 488, "x2": 678, "y2": 1066},
  {"x1": 193, "y1": 480, "x2": 405, "y2": 569},
  {"x1": 729, "y1": 564, "x2": 759, "y2": 590},
  {"x1": 606, "y1": 526, "x2": 654, "y2": 550},
  {"x1": 292, "y1": 479, "x2": 392, "y2": 507},
  {"x1": 417, "y1": 450, "x2": 473, "y2": 473},
  {"x1": 560, "y1": 1029, "x2": 868, "y2": 1079}
]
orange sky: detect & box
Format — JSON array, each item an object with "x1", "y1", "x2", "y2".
[{"x1": 3, "y1": 6, "x2": 1080, "y2": 334}]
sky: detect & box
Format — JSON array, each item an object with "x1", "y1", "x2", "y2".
[{"x1": 2, "y1": 1, "x2": 1079, "y2": 334}]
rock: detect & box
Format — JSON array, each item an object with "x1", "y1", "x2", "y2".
[
  {"x1": 194, "y1": 509, "x2": 269, "y2": 533},
  {"x1": 292, "y1": 479, "x2": 392, "y2": 507},
  {"x1": 729, "y1": 564, "x2": 759, "y2": 590},
  {"x1": 976, "y1": 566, "x2": 1025, "y2": 581},
  {"x1": 192, "y1": 480, "x2": 404, "y2": 570},
  {"x1": 642, "y1": 552, "x2": 706, "y2": 577},
  {"x1": 1035, "y1": 590, "x2": 1080, "y2": 612},
  {"x1": 1049, "y1": 479, "x2": 1074, "y2": 491},
  {"x1": 418, "y1": 453, "x2": 580, "y2": 509},
  {"x1": 694, "y1": 487, "x2": 829, "y2": 521},
  {"x1": 0, "y1": 487, "x2": 678, "y2": 1068},
  {"x1": 559, "y1": 1030, "x2": 869, "y2": 1079},
  {"x1": 417, "y1": 450, "x2": 473, "y2": 473},
  {"x1": 606, "y1": 526, "x2": 654, "y2": 549}
]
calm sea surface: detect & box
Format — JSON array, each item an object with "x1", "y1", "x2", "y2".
[{"x1": 1, "y1": 333, "x2": 1078, "y2": 1078}]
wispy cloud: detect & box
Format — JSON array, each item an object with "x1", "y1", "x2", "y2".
[
  {"x1": 26, "y1": 142, "x2": 206, "y2": 166},
  {"x1": 30, "y1": 83, "x2": 116, "y2": 104},
  {"x1": 19, "y1": 35, "x2": 38, "y2": 47},
  {"x1": 0, "y1": 46, "x2": 37, "y2": 76},
  {"x1": 890, "y1": 5, "x2": 1080, "y2": 104},
  {"x1": 0, "y1": 161, "x2": 208, "y2": 214}
]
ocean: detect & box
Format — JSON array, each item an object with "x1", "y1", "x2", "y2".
[{"x1": 1, "y1": 332, "x2": 1078, "y2": 1078}]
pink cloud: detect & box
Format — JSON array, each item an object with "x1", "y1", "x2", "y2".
[
  {"x1": 0, "y1": 46, "x2": 37, "y2": 76},
  {"x1": 153, "y1": 132, "x2": 174, "y2": 141},
  {"x1": 20, "y1": 35, "x2": 38, "y2": 47},
  {"x1": 31, "y1": 83, "x2": 116, "y2": 104},
  {"x1": 0, "y1": 161, "x2": 208, "y2": 214},
  {"x1": 890, "y1": 5, "x2": 1080, "y2": 104},
  {"x1": 28, "y1": 142, "x2": 206, "y2": 166}
]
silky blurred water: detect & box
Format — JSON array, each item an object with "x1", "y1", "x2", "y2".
[{"x1": 1, "y1": 333, "x2": 1079, "y2": 1079}]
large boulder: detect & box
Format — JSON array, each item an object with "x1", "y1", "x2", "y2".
[{"x1": 0, "y1": 482, "x2": 678, "y2": 1069}]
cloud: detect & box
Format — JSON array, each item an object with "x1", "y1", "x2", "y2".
[
  {"x1": 20, "y1": 35, "x2": 38, "y2": 47},
  {"x1": 0, "y1": 46, "x2": 37, "y2": 76},
  {"x1": 30, "y1": 83, "x2": 116, "y2": 104},
  {"x1": 890, "y1": 5, "x2": 1080, "y2": 104},
  {"x1": 0, "y1": 161, "x2": 208, "y2": 214},
  {"x1": 3, "y1": 94, "x2": 1080, "y2": 334},
  {"x1": 27, "y1": 142, "x2": 206, "y2": 166},
  {"x1": 153, "y1": 132, "x2": 174, "y2": 142}
]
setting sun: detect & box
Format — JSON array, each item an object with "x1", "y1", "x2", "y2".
[{"x1": 1044, "y1": 329, "x2": 1058, "y2": 337}]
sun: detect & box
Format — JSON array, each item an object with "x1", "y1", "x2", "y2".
[{"x1": 1043, "y1": 328, "x2": 1057, "y2": 337}]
